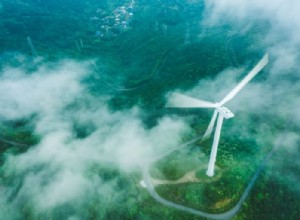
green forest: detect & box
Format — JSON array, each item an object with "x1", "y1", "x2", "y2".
[{"x1": 0, "y1": 0, "x2": 299, "y2": 219}]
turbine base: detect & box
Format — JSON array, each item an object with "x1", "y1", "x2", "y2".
[
  {"x1": 206, "y1": 170, "x2": 215, "y2": 177},
  {"x1": 140, "y1": 180, "x2": 146, "y2": 188}
]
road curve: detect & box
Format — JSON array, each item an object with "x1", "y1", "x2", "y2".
[
  {"x1": 0, "y1": 137, "x2": 29, "y2": 147},
  {"x1": 142, "y1": 139, "x2": 275, "y2": 219}
]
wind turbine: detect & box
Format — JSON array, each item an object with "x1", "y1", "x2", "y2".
[{"x1": 166, "y1": 54, "x2": 269, "y2": 177}]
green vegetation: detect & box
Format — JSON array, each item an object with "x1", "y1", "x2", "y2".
[
  {"x1": 149, "y1": 138, "x2": 259, "y2": 213},
  {"x1": 0, "y1": 120, "x2": 39, "y2": 155},
  {"x1": 150, "y1": 145, "x2": 205, "y2": 180},
  {"x1": 0, "y1": 1, "x2": 299, "y2": 219}
]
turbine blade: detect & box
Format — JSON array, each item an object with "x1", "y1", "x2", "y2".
[
  {"x1": 220, "y1": 53, "x2": 269, "y2": 105},
  {"x1": 202, "y1": 110, "x2": 218, "y2": 140},
  {"x1": 206, "y1": 114, "x2": 224, "y2": 177},
  {"x1": 166, "y1": 92, "x2": 216, "y2": 108}
]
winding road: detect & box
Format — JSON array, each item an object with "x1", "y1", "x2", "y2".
[
  {"x1": 141, "y1": 136, "x2": 276, "y2": 219},
  {"x1": 94, "y1": 46, "x2": 171, "y2": 92},
  {"x1": 0, "y1": 137, "x2": 29, "y2": 147}
]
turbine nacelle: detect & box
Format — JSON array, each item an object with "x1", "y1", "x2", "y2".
[{"x1": 216, "y1": 105, "x2": 234, "y2": 119}]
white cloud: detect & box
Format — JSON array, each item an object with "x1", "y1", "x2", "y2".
[
  {"x1": 0, "y1": 60, "x2": 88, "y2": 120},
  {"x1": 0, "y1": 59, "x2": 190, "y2": 217}
]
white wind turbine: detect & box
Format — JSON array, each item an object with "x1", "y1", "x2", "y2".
[{"x1": 166, "y1": 54, "x2": 269, "y2": 177}]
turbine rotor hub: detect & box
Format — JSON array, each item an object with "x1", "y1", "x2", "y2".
[{"x1": 216, "y1": 105, "x2": 234, "y2": 119}]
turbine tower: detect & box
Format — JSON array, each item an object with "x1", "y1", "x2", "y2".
[{"x1": 166, "y1": 54, "x2": 269, "y2": 177}]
